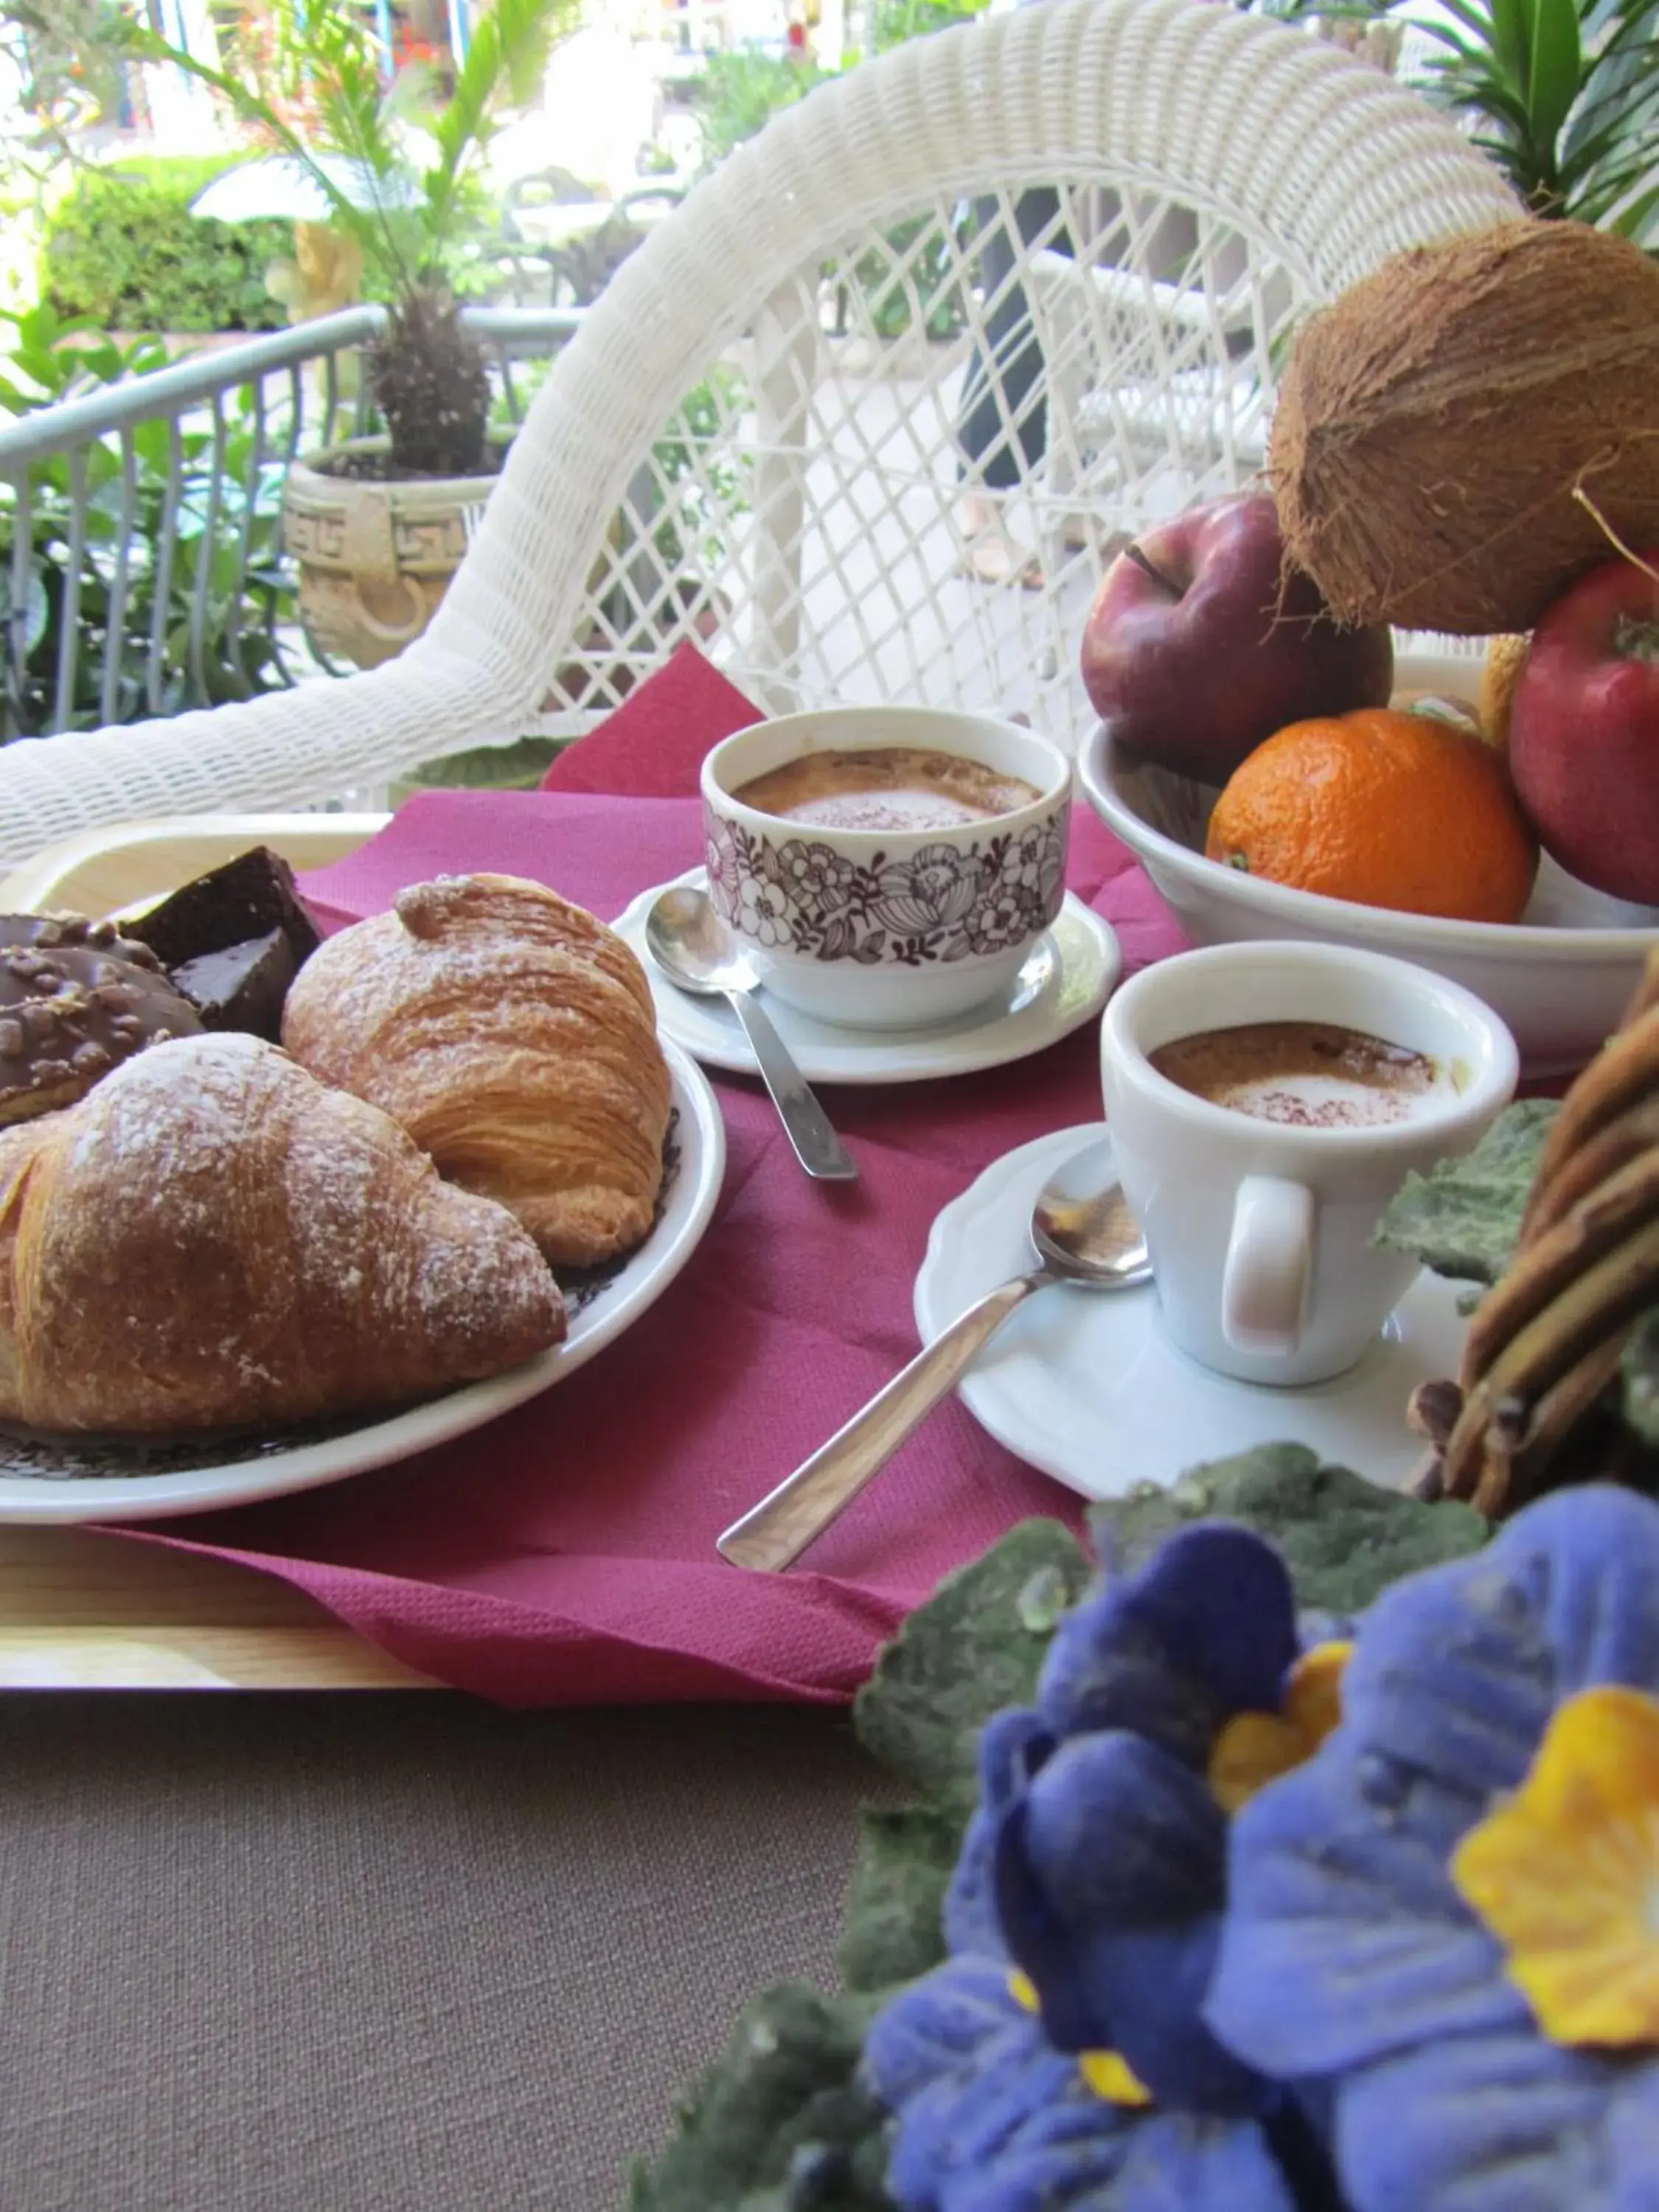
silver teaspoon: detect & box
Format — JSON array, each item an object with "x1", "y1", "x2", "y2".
[
  {"x1": 717, "y1": 1137, "x2": 1152, "y2": 1571},
  {"x1": 646, "y1": 886, "x2": 858, "y2": 1182}
]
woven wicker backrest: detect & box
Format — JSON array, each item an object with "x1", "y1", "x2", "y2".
[{"x1": 0, "y1": 0, "x2": 1520, "y2": 869}]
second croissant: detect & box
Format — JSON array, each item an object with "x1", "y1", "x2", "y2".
[{"x1": 282, "y1": 874, "x2": 672, "y2": 1268}]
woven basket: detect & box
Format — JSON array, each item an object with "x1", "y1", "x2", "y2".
[{"x1": 1412, "y1": 950, "x2": 1659, "y2": 1516}]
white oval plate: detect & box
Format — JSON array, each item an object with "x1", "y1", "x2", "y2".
[
  {"x1": 1079, "y1": 725, "x2": 1659, "y2": 1079},
  {"x1": 0, "y1": 1039, "x2": 726, "y2": 1524},
  {"x1": 913, "y1": 1124, "x2": 1469, "y2": 1500},
  {"x1": 613, "y1": 869, "x2": 1121, "y2": 1085}
]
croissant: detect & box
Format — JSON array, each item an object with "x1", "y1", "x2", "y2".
[
  {"x1": 0, "y1": 1032, "x2": 565, "y2": 1434},
  {"x1": 281, "y1": 874, "x2": 672, "y2": 1268}
]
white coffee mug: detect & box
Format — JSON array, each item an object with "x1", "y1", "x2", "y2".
[{"x1": 1099, "y1": 941, "x2": 1520, "y2": 1386}]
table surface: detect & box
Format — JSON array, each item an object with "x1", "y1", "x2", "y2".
[{"x1": 0, "y1": 813, "x2": 433, "y2": 1690}]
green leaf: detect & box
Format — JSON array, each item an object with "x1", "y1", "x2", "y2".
[
  {"x1": 0, "y1": 564, "x2": 51, "y2": 656},
  {"x1": 1089, "y1": 1444, "x2": 1490, "y2": 1616},
  {"x1": 852, "y1": 1519, "x2": 1092, "y2": 1809},
  {"x1": 1526, "y1": 0, "x2": 1583, "y2": 161},
  {"x1": 1605, "y1": 172, "x2": 1659, "y2": 241},
  {"x1": 1489, "y1": 0, "x2": 1535, "y2": 91},
  {"x1": 1376, "y1": 1099, "x2": 1557, "y2": 1287},
  {"x1": 838, "y1": 1803, "x2": 964, "y2": 1994},
  {"x1": 627, "y1": 1983, "x2": 895, "y2": 2212},
  {"x1": 1017, "y1": 1562, "x2": 1075, "y2": 1634},
  {"x1": 1427, "y1": 0, "x2": 1499, "y2": 39},
  {"x1": 117, "y1": 23, "x2": 400, "y2": 291},
  {"x1": 422, "y1": 0, "x2": 578, "y2": 268}
]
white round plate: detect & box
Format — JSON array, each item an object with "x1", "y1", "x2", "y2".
[
  {"x1": 914, "y1": 1124, "x2": 1469, "y2": 1500},
  {"x1": 613, "y1": 869, "x2": 1121, "y2": 1085},
  {"x1": 0, "y1": 1039, "x2": 726, "y2": 1525}
]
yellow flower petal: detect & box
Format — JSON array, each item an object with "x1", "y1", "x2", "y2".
[
  {"x1": 1208, "y1": 1643, "x2": 1353, "y2": 1813},
  {"x1": 1006, "y1": 1967, "x2": 1152, "y2": 2105},
  {"x1": 1208, "y1": 1711, "x2": 1310, "y2": 1815},
  {"x1": 1078, "y1": 2049, "x2": 1153, "y2": 2106},
  {"x1": 1452, "y1": 1685, "x2": 1659, "y2": 2047},
  {"x1": 1282, "y1": 1641, "x2": 1352, "y2": 1745}
]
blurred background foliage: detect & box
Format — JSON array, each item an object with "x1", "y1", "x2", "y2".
[
  {"x1": 0, "y1": 301, "x2": 296, "y2": 737},
  {"x1": 42, "y1": 167, "x2": 290, "y2": 332}
]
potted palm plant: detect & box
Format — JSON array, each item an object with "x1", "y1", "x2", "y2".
[{"x1": 134, "y1": 0, "x2": 577, "y2": 669}]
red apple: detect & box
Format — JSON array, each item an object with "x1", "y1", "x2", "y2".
[
  {"x1": 1079, "y1": 494, "x2": 1394, "y2": 780},
  {"x1": 1509, "y1": 552, "x2": 1659, "y2": 906}
]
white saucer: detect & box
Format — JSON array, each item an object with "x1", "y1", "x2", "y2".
[
  {"x1": 912, "y1": 1124, "x2": 1470, "y2": 1500},
  {"x1": 613, "y1": 869, "x2": 1122, "y2": 1085}
]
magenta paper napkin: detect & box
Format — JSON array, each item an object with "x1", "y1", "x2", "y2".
[{"x1": 127, "y1": 654, "x2": 1185, "y2": 1705}]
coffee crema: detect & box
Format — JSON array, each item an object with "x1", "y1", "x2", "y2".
[
  {"x1": 1150, "y1": 1020, "x2": 1444, "y2": 1130},
  {"x1": 731, "y1": 745, "x2": 1043, "y2": 833}
]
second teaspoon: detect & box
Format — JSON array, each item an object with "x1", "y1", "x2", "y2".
[
  {"x1": 717, "y1": 1137, "x2": 1151, "y2": 1571},
  {"x1": 646, "y1": 886, "x2": 858, "y2": 1182}
]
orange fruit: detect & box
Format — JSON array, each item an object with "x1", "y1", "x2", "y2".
[{"x1": 1205, "y1": 708, "x2": 1538, "y2": 923}]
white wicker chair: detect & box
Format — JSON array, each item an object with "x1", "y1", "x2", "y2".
[{"x1": 0, "y1": 0, "x2": 1520, "y2": 874}]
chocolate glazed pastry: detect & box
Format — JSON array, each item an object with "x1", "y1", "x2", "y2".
[{"x1": 0, "y1": 923, "x2": 202, "y2": 1128}]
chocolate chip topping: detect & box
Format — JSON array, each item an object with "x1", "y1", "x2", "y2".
[
  {"x1": 0, "y1": 913, "x2": 161, "y2": 968},
  {"x1": 0, "y1": 935, "x2": 203, "y2": 1126}
]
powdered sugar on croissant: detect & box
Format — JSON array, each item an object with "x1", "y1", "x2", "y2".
[
  {"x1": 281, "y1": 874, "x2": 672, "y2": 1268},
  {"x1": 0, "y1": 1032, "x2": 565, "y2": 1434}
]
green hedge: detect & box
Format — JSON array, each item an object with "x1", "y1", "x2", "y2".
[{"x1": 41, "y1": 170, "x2": 291, "y2": 335}]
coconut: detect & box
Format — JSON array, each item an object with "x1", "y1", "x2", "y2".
[{"x1": 1269, "y1": 223, "x2": 1659, "y2": 636}]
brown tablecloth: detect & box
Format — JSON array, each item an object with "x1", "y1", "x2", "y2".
[{"x1": 0, "y1": 1697, "x2": 894, "y2": 2211}]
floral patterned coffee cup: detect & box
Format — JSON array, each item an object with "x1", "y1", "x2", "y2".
[{"x1": 701, "y1": 706, "x2": 1073, "y2": 1029}]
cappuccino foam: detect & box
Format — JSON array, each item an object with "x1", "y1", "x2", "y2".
[
  {"x1": 1150, "y1": 1020, "x2": 1444, "y2": 1130},
  {"x1": 732, "y1": 745, "x2": 1042, "y2": 832}
]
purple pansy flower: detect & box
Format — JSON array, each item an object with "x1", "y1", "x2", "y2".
[
  {"x1": 865, "y1": 1955, "x2": 1308, "y2": 2212},
  {"x1": 1206, "y1": 1486, "x2": 1659, "y2": 2212},
  {"x1": 942, "y1": 1525, "x2": 1301, "y2": 1972},
  {"x1": 985, "y1": 1527, "x2": 1301, "y2": 2113},
  {"x1": 867, "y1": 1527, "x2": 1342, "y2": 2211}
]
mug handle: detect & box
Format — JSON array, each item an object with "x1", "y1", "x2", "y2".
[{"x1": 1222, "y1": 1175, "x2": 1314, "y2": 1355}]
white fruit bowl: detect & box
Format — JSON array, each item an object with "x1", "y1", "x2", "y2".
[{"x1": 1079, "y1": 722, "x2": 1659, "y2": 1080}]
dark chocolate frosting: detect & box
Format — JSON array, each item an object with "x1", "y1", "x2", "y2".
[
  {"x1": 0, "y1": 937, "x2": 203, "y2": 1127},
  {"x1": 171, "y1": 929, "x2": 297, "y2": 1043}
]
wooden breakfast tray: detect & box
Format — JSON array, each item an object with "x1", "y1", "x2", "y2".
[{"x1": 0, "y1": 813, "x2": 433, "y2": 1690}]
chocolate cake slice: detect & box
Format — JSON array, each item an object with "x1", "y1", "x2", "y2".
[{"x1": 125, "y1": 846, "x2": 321, "y2": 1041}]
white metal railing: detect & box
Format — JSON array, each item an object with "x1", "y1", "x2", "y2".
[{"x1": 0, "y1": 303, "x2": 582, "y2": 741}]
